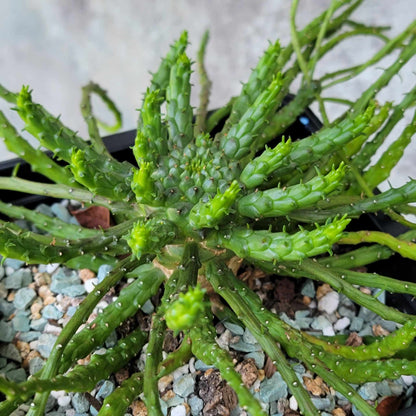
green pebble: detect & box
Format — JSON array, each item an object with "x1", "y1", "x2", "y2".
[{"x1": 13, "y1": 287, "x2": 36, "y2": 310}]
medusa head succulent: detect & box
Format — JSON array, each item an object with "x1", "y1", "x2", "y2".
[{"x1": 1, "y1": 1, "x2": 416, "y2": 415}]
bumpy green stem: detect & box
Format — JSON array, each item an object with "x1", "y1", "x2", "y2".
[
  {"x1": 0, "y1": 111, "x2": 75, "y2": 186},
  {"x1": 0, "y1": 200, "x2": 98, "y2": 239},
  {"x1": 1, "y1": 327, "x2": 145, "y2": 401},
  {"x1": 166, "y1": 53, "x2": 193, "y2": 149},
  {"x1": 27, "y1": 256, "x2": 140, "y2": 416},
  {"x1": 194, "y1": 30, "x2": 212, "y2": 135},
  {"x1": 81, "y1": 82, "x2": 122, "y2": 155},
  {"x1": 206, "y1": 261, "x2": 321, "y2": 416},
  {"x1": 190, "y1": 312, "x2": 268, "y2": 416},
  {"x1": 291, "y1": 180, "x2": 416, "y2": 222},
  {"x1": 339, "y1": 230, "x2": 416, "y2": 260},
  {"x1": 143, "y1": 242, "x2": 199, "y2": 415},
  {"x1": 0, "y1": 176, "x2": 134, "y2": 214},
  {"x1": 210, "y1": 216, "x2": 350, "y2": 262},
  {"x1": 98, "y1": 373, "x2": 143, "y2": 416},
  {"x1": 238, "y1": 164, "x2": 345, "y2": 218}
]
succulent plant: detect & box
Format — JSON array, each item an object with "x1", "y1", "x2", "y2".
[{"x1": 1, "y1": 1, "x2": 416, "y2": 415}]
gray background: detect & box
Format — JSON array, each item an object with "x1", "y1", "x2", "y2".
[{"x1": 0, "y1": 0, "x2": 415, "y2": 192}]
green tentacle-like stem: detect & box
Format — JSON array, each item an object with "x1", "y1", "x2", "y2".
[
  {"x1": 98, "y1": 372, "x2": 144, "y2": 416},
  {"x1": 27, "y1": 256, "x2": 140, "y2": 416},
  {"x1": 189, "y1": 312, "x2": 268, "y2": 416},
  {"x1": 0, "y1": 176, "x2": 135, "y2": 214},
  {"x1": 339, "y1": 230, "x2": 416, "y2": 261}
]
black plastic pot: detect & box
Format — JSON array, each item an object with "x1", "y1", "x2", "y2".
[{"x1": 0, "y1": 104, "x2": 415, "y2": 415}]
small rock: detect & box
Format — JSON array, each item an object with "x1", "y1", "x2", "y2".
[
  {"x1": 19, "y1": 331, "x2": 42, "y2": 342},
  {"x1": 71, "y1": 393, "x2": 90, "y2": 413},
  {"x1": 51, "y1": 202, "x2": 72, "y2": 223},
  {"x1": 334, "y1": 317, "x2": 350, "y2": 331},
  {"x1": 35, "y1": 333, "x2": 58, "y2": 358},
  {"x1": 311, "y1": 396, "x2": 335, "y2": 412},
  {"x1": 0, "y1": 343, "x2": 22, "y2": 362},
  {"x1": 30, "y1": 317, "x2": 48, "y2": 331},
  {"x1": 61, "y1": 284, "x2": 86, "y2": 297},
  {"x1": 173, "y1": 374, "x2": 195, "y2": 398},
  {"x1": 244, "y1": 351, "x2": 265, "y2": 369},
  {"x1": 0, "y1": 282, "x2": 7, "y2": 299},
  {"x1": 6, "y1": 367, "x2": 27, "y2": 383},
  {"x1": 96, "y1": 380, "x2": 115, "y2": 400},
  {"x1": 301, "y1": 280, "x2": 315, "y2": 298},
  {"x1": 259, "y1": 372, "x2": 288, "y2": 403},
  {"x1": 104, "y1": 330, "x2": 118, "y2": 348},
  {"x1": 50, "y1": 268, "x2": 81, "y2": 294},
  {"x1": 42, "y1": 304, "x2": 64, "y2": 320},
  {"x1": 311, "y1": 315, "x2": 332, "y2": 331},
  {"x1": 318, "y1": 291, "x2": 339, "y2": 315},
  {"x1": 358, "y1": 382, "x2": 378, "y2": 401},
  {"x1": 141, "y1": 299, "x2": 154, "y2": 314},
  {"x1": 170, "y1": 404, "x2": 187, "y2": 416},
  {"x1": 216, "y1": 329, "x2": 232, "y2": 351},
  {"x1": 242, "y1": 328, "x2": 257, "y2": 344},
  {"x1": 172, "y1": 364, "x2": 189, "y2": 381},
  {"x1": 0, "y1": 320, "x2": 16, "y2": 342},
  {"x1": 4, "y1": 269, "x2": 32, "y2": 290},
  {"x1": 0, "y1": 265, "x2": 4, "y2": 280},
  {"x1": 97, "y1": 264, "x2": 113, "y2": 282},
  {"x1": 230, "y1": 338, "x2": 261, "y2": 353},
  {"x1": 289, "y1": 395, "x2": 298, "y2": 410},
  {"x1": 0, "y1": 298, "x2": 15, "y2": 316},
  {"x1": 29, "y1": 356, "x2": 45, "y2": 375},
  {"x1": 402, "y1": 375, "x2": 414, "y2": 386},
  {"x1": 358, "y1": 306, "x2": 378, "y2": 323},
  {"x1": 12, "y1": 311, "x2": 31, "y2": 332},
  {"x1": 188, "y1": 394, "x2": 203, "y2": 416},
  {"x1": 13, "y1": 287, "x2": 37, "y2": 310},
  {"x1": 223, "y1": 321, "x2": 244, "y2": 336},
  {"x1": 84, "y1": 278, "x2": 99, "y2": 293},
  {"x1": 57, "y1": 395, "x2": 71, "y2": 407},
  {"x1": 78, "y1": 268, "x2": 96, "y2": 282},
  {"x1": 158, "y1": 375, "x2": 174, "y2": 392},
  {"x1": 194, "y1": 359, "x2": 214, "y2": 371},
  {"x1": 3, "y1": 258, "x2": 25, "y2": 270},
  {"x1": 350, "y1": 316, "x2": 364, "y2": 332},
  {"x1": 322, "y1": 326, "x2": 335, "y2": 336},
  {"x1": 236, "y1": 359, "x2": 258, "y2": 387}
]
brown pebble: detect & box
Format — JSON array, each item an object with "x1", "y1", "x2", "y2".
[
  {"x1": 303, "y1": 376, "x2": 330, "y2": 396},
  {"x1": 302, "y1": 295, "x2": 312, "y2": 306},
  {"x1": 372, "y1": 324, "x2": 390, "y2": 337},
  {"x1": 34, "y1": 272, "x2": 51, "y2": 287},
  {"x1": 79, "y1": 268, "x2": 96, "y2": 282},
  {"x1": 7, "y1": 292, "x2": 15, "y2": 302},
  {"x1": 316, "y1": 284, "x2": 332, "y2": 300},
  {"x1": 43, "y1": 295, "x2": 56, "y2": 306},
  {"x1": 158, "y1": 375, "x2": 173, "y2": 392},
  {"x1": 16, "y1": 340, "x2": 30, "y2": 359},
  {"x1": 115, "y1": 368, "x2": 130, "y2": 385},
  {"x1": 30, "y1": 300, "x2": 43, "y2": 320},
  {"x1": 130, "y1": 400, "x2": 147, "y2": 416},
  {"x1": 22, "y1": 349, "x2": 41, "y2": 369},
  {"x1": 236, "y1": 358, "x2": 258, "y2": 388},
  {"x1": 161, "y1": 389, "x2": 175, "y2": 401},
  {"x1": 38, "y1": 285, "x2": 53, "y2": 300},
  {"x1": 332, "y1": 408, "x2": 347, "y2": 416}
]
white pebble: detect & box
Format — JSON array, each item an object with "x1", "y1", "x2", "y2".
[
  {"x1": 172, "y1": 364, "x2": 189, "y2": 380},
  {"x1": 84, "y1": 278, "x2": 99, "y2": 293},
  {"x1": 170, "y1": 404, "x2": 187, "y2": 416},
  {"x1": 57, "y1": 395, "x2": 71, "y2": 407},
  {"x1": 289, "y1": 395, "x2": 298, "y2": 411},
  {"x1": 402, "y1": 375, "x2": 414, "y2": 386},
  {"x1": 50, "y1": 390, "x2": 65, "y2": 399},
  {"x1": 46, "y1": 263, "x2": 60, "y2": 274},
  {"x1": 334, "y1": 316, "x2": 350, "y2": 331},
  {"x1": 318, "y1": 291, "x2": 339, "y2": 315},
  {"x1": 322, "y1": 326, "x2": 335, "y2": 336},
  {"x1": 188, "y1": 357, "x2": 196, "y2": 374}
]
